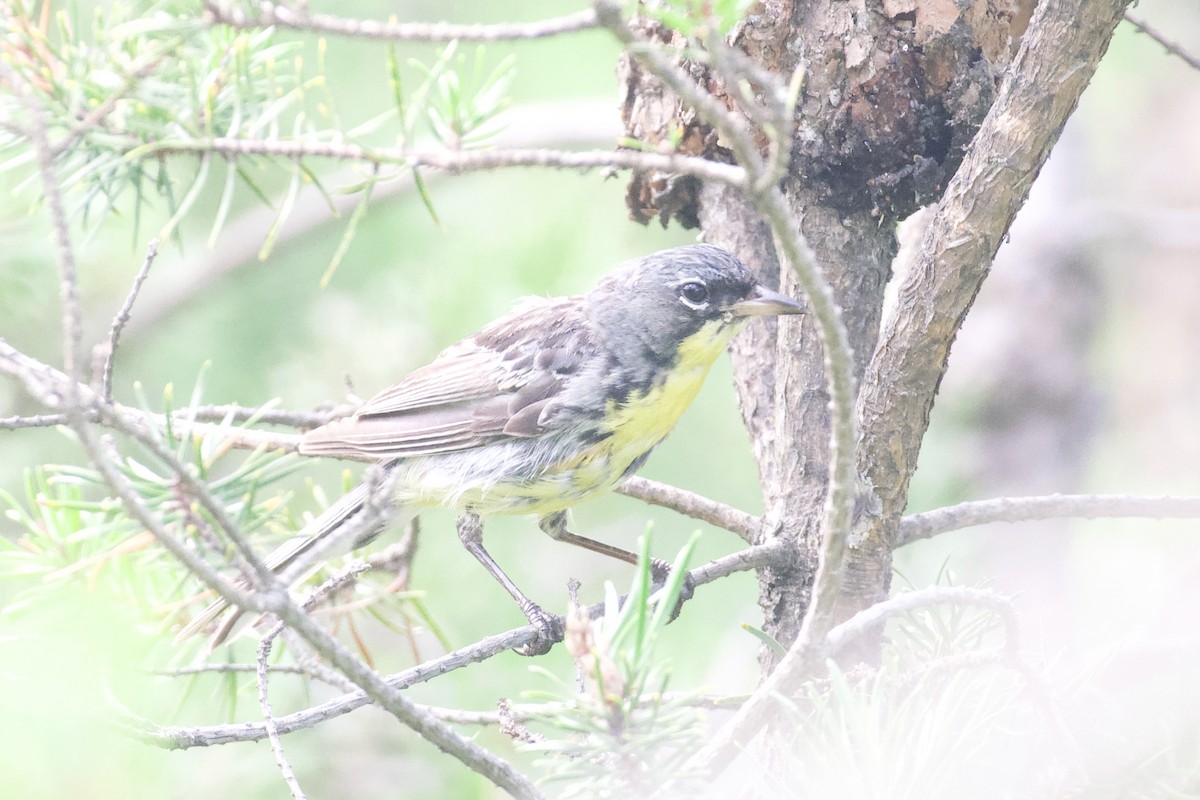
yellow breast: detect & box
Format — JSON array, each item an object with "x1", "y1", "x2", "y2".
[{"x1": 586, "y1": 317, "x2": 743, "y2": 479}]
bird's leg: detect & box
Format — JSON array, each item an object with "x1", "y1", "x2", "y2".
[
  {"x1": 456, "y1": 511, "x2": 561, "y2": 656},
  {"x1": 537, "y1": 511, "x2": 696, "y2": 616}
]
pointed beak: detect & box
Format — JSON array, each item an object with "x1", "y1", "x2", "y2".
[{"x1": 729, "y1": 285, "x2": 805, "y2": 317}]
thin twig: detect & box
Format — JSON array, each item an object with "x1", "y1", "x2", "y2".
[
  {"x1": 4, "y1": 64, "x2": 85, "y2": 422},
  {"x1": 257, "y1": 627, "x2": 307, "y2": 800},
  {"x1": 0, "y1": 339, "x2": 303, "y2": 452},
  {"x1": 129, "y1": 139, "x2": 748, "y2": 187},
  {"x1": 134, "y1": 541, "x2": 785, "y2": 750},
  {"x1": 102, "y1": 240, "x2": 158, "y2": 403},
  {"x1": 206, "y1": 2, "x2": 600, "y2": 43},
  {"x1": 0, "y1": 67, "x2": 266, "y2": 616},
  {"x1": 422, "y1": 692, "x2": 749, "y2": 726},
  {"x1": 1124, "y1": 12, "x2": 1200, "y2": 71},
  {"x1": 255, "y1": 566, "x2": 370, "y2": 800},
  {"x1": 119, "y1": 99, "x2": 620, "y2": 342},
  {"x1": 617, "y1": 476, "x2": 760, "y2": 542},
  {"x1": 822, "y1": 586, "x2": 1018, "y2": 659},
  {"x1": 174, "y1": 402, "x2": 355, "y2": 428},
  {"x1": 0, "y1": 413, "x2": 69, "y2": 430},
  {"x1": 257, "y1": 585, "x2": 548, "y2": 799},
  {"x1": 897, "y1": 493, "x2": 1200, "y2": 547},
  {"x1": 0, "y1": 342, "x2": 283, "y2": 592},
  {"x1": 153, "y1": 663, "x2": 309, "y2": 677}
]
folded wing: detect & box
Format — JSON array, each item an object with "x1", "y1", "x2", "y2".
[{"x1": 299, "y1": 296, "x2": 594, "y2": 460}]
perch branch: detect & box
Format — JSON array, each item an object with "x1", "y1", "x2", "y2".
[
  {"x1": 206, "y1": 3, "x2": 600, "y2": 43},
  {"x1": 898, "y1": 493, "x2": 1200, "y2": 547}
]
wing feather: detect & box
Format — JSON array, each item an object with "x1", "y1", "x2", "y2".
[{"x1": 299, "y1": 296, "x2": 595, "y2": 460}]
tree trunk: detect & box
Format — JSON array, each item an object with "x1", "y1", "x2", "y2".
[{"x1": 619, "y1": 0, "x2": 1130, "y2": 672}]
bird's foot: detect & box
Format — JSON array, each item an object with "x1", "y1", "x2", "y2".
[{"x1": 514, "y1": 600, "x2": 564, "y2": 657}]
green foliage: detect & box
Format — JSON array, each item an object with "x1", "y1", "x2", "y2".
[
  {"x1": 410, "y1": 42, "x2": 516, "y2": 150},
  {"x1": 0, "y1": 375, "x2": 300, "y2": 629},
  {"x1": 2, "y1": 0, "x2": 310, "y2": 240},
  {"x1": 522, "y1": 532, "x2": 709, "y2": 797},
  {"x1": 762, "y1": 600, "x2": 1040, "y2": 800},
  {"x1": 0, "y1": 0, "x2": 517, "y2": 263}
]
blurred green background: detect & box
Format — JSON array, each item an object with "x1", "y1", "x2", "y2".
[{"x1": 2, "y1": 0, "x2": 1199, "y2": 797}]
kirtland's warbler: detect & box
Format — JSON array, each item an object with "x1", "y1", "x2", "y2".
[{"x1": 184, "y1": 244, "x2": 803, "y2": 653}]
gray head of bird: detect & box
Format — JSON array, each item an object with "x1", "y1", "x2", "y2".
[{"x1": 586, "y1": 244, "x2": 805, "y2": 364}]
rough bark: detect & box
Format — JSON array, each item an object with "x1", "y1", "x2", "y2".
[{"x1": 618, "y1": 0, "x2": 1129, "y2": 670}]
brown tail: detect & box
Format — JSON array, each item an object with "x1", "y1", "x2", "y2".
[{"x1": 175, "y1": 481, "x2": 400, "y2": 647}]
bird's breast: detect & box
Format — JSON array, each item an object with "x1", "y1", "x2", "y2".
[{"x1": 594, "y1": 317, "x2": 741, "y2": 469}]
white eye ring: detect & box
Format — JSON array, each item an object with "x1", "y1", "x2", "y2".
[{"x1": 677, "y1": 280, "x2": 710, "y2": 309}]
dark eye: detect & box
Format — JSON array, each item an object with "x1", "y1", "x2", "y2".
[{"x1": 679, "y1": 281, "x2": 709, "y2": 306}]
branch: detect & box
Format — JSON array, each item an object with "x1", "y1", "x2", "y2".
[
  {"x1": 684, "y1": 0, "x2": 1133, "y2": 778},
  {"x1": 1124, "y1": 12, "x2": 1200, "y2": 71},
  {"x1": 822, "y1": 586, "x2": 1018, "y2": 659},
  {"x1": 0, "y1": 413, "x2": 69, "y2": 430},
  {"x1": 1, "y1": 340, "x2": 770, "y2": 544},
  {"x1": 133, "y1": 541, "x2": 785, "y2": 749},
  {"x1": 118, "y1": 99, "x2": 621, "y2": 342},
  {"x1": 173, "y1": 403, "x2": 355, "y2": 429},
  {"x1": 206, "y1": 2, "x2": 600, "y2": 43},
  {"x1": 257, "y1": 566, "x2": 372, "y2": 800},
  {"x1": 418, "y1": 691, "x2": 748, "y2": 726},
  {"x1": 9, "y1": 59, "x2": 544, "y2": 794},
  {"x1": 257, "y1": 628, "x2": 307, "y2": 800},
  {"x1": 616, "y1": 476, "x2": 760, "y2": 543},
  {"x1": 0, "y1": 339, "x2": 303, "y2": 452},
  {"x1": 100, "y1": 239, "x2": 158, "y2": 403},
  {"x1": 898, "y1": 493, "x2": 1200, "y2": 547},
  {"x1": 130, "y1": 138, "x2": 747, "y2": 187},
  {"x1": 0, "y1": 68, "x2": 266, "y2": 616},
  {"x1": 855, "y1": 0, "x2": 1132, "y2": 545}
]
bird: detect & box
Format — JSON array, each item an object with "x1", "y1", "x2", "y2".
[{"x1": 181, "y1": 244, "x2": 804, "y2": 654}]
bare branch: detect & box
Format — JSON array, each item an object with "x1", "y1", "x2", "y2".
[
  {"x1": 101, "y1": 240, "x2": 158, "y2": 403},
  {"x1": 258, "y1": 589, "x2": 548, "y2": 799},
  {"x1": 822, "y1": 586, "x2": 1018, "y2": 659},
  {"x1": 898, "y1": 493, "x2": 1200, "y2": 547},
  {"x1": 153, "y1": 664, "x2": 310, "y2": 677},
  {"x1": 206, "y1": 2, "x2": 600, "y2": 43},
  {"x1": 855, "y1": 0, "x2": 1132, "y2": 552},
  {"x1": 131, "y1": 138, "x2": 747, "y2": 187},
  {"x1": 177, "y1": 403, "x2": 355, "y2": 429},
  {"x1": 119, "y1": 99, "x2": 620, "y2": 342},
  {"x1": 3, "y1": 64, "x2": 85, "y2": 414},
  {"x1": 2, "y1": 58, "x2": 279, "y2": 619},
  {"x1": 134, "y1": 541, "x2": 785, "y2": 750},
  {"x1": 257, "y1": 565, "x2": 371, "y2": 800},
  {"x1": 422, "y1": 691, "x2": 748, "y2": 726},
  {"x1": 257, "y1": 629, "x2": 307, "y2": 800},
  {"x1": 617, "y1": 476, "x2": 760, "y2": 542},
  {"x1": 0, "y1": 413, "x2": 69, "y2": 430},
  {"x1": 0, "y1": 340, "x2": 303, "y2": 452},
  {"x1": 1124, "y1": 12, "x2": 1200, "y2": 71}
]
